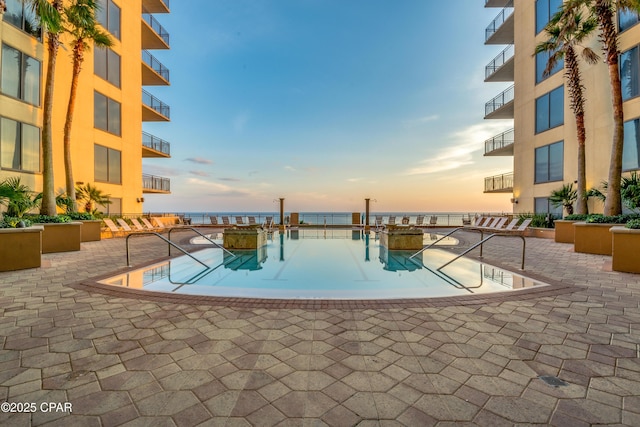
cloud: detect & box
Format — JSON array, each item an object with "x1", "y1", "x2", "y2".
[
  {"x1": 185, "y1": 157, "x2": 213, "y2": 165},
  {"x1": 347, "y1": 178, "x2": 362, "y2": 182},
  {"x1": 190, "y1": 170, "x2": 210, "y2": 177},
  {"x1": 143, "y1": 165, "x2": 182, "y2": 177},
  {"x1": 405, "y1": 122, "x2": 510, "y2": 176},
  {"x1": 218, "y1": 177, "x2": 242, "y2": 182},
  {"x1": 233, "y1": 112, "x2": 250, "y2": 132},
  {"x1": 187, "y1": 178, "x2": 252, "y2": 197},
  {"x1": 284, "y1": 165, "x2": 297, "y2": 172},
  {"x1": 403, "y1": 114, "x2": 440, "y2": 128}
]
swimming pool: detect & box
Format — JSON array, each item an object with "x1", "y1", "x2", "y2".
[{"x1": 99, "y1": 229, "x2": 546, "y2": 299}]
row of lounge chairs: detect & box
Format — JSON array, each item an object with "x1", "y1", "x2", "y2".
[
  {"x1": 374, "y1": 215, "x2": 439, "y2": 228},
  {"x1": 466, "y1": 216, "x2": 532, "y2": 234},
  {"x1": 209, "y1": 216, "x2": 275, "y2": 228},
  {"x1": 102, "y1": 217, "x2": 165, "y2": 237}
]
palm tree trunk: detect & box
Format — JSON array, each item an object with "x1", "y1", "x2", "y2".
[
  {"x1": 40, "y1": 27, "x2": 60, "y2": 216},
  {"x1": 63, "y1": 40, "x2": 85, "y2": 212},
  {"x1": 595, "y1": 0, "x2": 623, "y2": 216}
]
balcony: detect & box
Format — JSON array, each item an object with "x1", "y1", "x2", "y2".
[
  {"x1": 484, "y1": 172, "x2": 513, "y2": 193},
  {"x1": 142, "y1": 13, "x2": 169, "y2": 49},
  {"x1": 142, "y1": 0, "x2": 169, "y2": 13},
  {"x1": 485, "y1": 84, "x2": 514, "y2": 119},
  {"x1": 142, "y1": 89, "x2": 170, "y2": 121},
  {"x1": 485, "y1": 0, "x2": 512, "y2": 7},
  {"x1": 143, "y1": 174, "x2": 171, "y2": 194},
  {"x1": 485, "y1": 0, "x2": 514, "y2": 44},
  {"x1": 485, "y1": 45, "x2": 514, "y2": 82},
  {"x1": 142, "y1": 50, "x2": 170, "y2": 85},
  {"x1": 142, "y1": 132, "x2": 171, "y2": 158},
  {"x1": 484, "y1": 128, "x2": 514, "y2": 156}
]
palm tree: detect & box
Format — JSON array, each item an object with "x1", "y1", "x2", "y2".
[
  {"x1": 27, "y1": 0, "x2": 64, "y2": 216},
  {"x1": 550, "y1": 183, "x2": 579, "y2": 217},
  {"x1": 535, "y1": 7, "x2": 598, "y2": 215},
  {"x1": 564, "y1": 0, "x2": 640, "y2": 216},
  {"x1": 62, "y1": 0, "x2": 112, "y2": 212},
  {"x1": 0, "y1": 177, "x2": 42, "y2": 218},
  {"x1": 75, "y1": 183, "x2": 111, "y2": 214}
]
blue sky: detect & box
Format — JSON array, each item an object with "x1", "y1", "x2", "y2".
[{"x1": 142, "y1": 1, "x2": 514, "y2": 213}]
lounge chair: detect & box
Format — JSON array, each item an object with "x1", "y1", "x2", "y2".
[
  {"x1": 415, "y1": 215, "x2": 425, "y2": 227},
  {"x1": 264, "y1": 216, "x2": 274, "y2": 230},
  {"x1": 116, "y1": 218, "x2": 139, "y2": 233},
  {"x1": 479, "y1": 216, "x2": 508, "y2": 231},
  {"x1": 401, "y1": 215, "x2": 410, "y2": 225},
  {"x1": 495, "y1": 218, "x2": 532, "y2": 235},
  {"x1": 235, "y1": 216, "x2": 244, "y2": 225},
  {"x1": 388, "y1": 216, "x2": 396, "y2": 226},
  {"x1": 141, "y1": 217, "x2": 162, "y2": 231},
  {"x1": 102, "y1": 218, "x2": 124, "y2": 237},
  {"x1": 210, "y1": 216, "x2": 219, "y2": 226},
  {"x1": 429, "y1": 216, "x2": 438, "y2": 227},
  {"x1": 248, "y1": 216, "x2": 257, "y2": 225},
  {"x1": 130, "y1": 218, "x2": 146, "y2": 231},
  {"x1": 222, "y1": 216, "x2": 231, "y2": 226}
]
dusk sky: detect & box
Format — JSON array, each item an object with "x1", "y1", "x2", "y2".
[{"x1": 142, "y1": 1, "x2": 514, "y2": 213}]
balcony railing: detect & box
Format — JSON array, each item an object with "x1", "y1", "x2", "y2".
[
  {"x1": 485, "y1": 0, "x2": 512, "y2": 7},
  {"x1": 485, "y1": 128, "x2": 514, "y2": 155},
  {"x1": 142, "y1": 50, "x2": 170, "y2": 82},
  {"x1": 485, "y1": 45, "x2": 514, "y2": 80},
  {"x1": 143, "y1": 174, "x2": 171, "y2": 192},
  {"x1": 142, "y1": 89, "x2": 170, "y2": 119},
  {"x1": 142, "y1": 13, "x2": 170, "y2": 46},
  {"x1": 485, "y1": 84, "x2": 514, "y2": 117},
  {"x1": 143, "y1": 132, "x2": 171, "y2": 155},
  {"x1": 484, "y1": 172, "x2": 514, "y2": 193},
  {"x1": 485, "y1": 0, "x2": 514, "y2": 42}
]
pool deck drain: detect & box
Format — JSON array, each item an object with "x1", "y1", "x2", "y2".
[{"x1": 1, "y1": 228, "x2": 640, "y2": 425}]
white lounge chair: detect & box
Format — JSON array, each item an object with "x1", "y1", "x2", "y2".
[
  {"x1": 130, "y1": 218, "x2": 146, "y2": 231},
  {"x1": 248, "y1": 216, "x2": 257, "y2": 225},
  {"x1": 415, "y1": 215, "x2": 425, "y2": 227},
  {"x1": 388, "y1": 216, "x2": 396, "y2": 226},
  {"x1": 401, "y1": 215, "x2": 410, "y2": 225},
  {"x1": 210, "y1": 216, "x2": 219, "y2": 225},
  {"x1": 102, "y1": 218, "x2": 124, "y2": 237},
  {"x1": 222, "y1": 216, "x2": 231, "y2": 226},
  {"x1": 235, "y1": 216, "x2": 244, "y2": 225},
  {"x1": 141, "y1": 217, "x2": 162, "y2": 231}
]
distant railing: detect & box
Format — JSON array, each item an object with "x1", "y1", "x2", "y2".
[
  {"x1": 485, "y1": 128, "x2": 514, "y2": 154},
  {"x1": 142, "y1": 132, "x2": 171, "y2": 155},
  {"x1": 142, "y1": 50, "x2": 170, "y2": 82},
  {"x1": 142, "y1": 174, "x2": 171, "y2": 192},
  {"x1": 142, "y1": 13, "x2": 170, "y2": 46},
  {"x1": 485, "y1": 45, "x2": 514, "y2": 79},
  {"x1": 485, "y1": 84, "x2": 514, "y2": 117},
  {"x1": 485, "y1": 0, "x2": 514, "y2": 42},
  {"x1": 142, "y1": 89, "x2": 170, "y2": 119},
  {"x1": 484, "y1": 172, "x2": 514, "y2": 192}
]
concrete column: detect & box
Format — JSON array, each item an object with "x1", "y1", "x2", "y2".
[
  {"x1": 279, "y1": 198, "x2": 285, "y2": 231},
  {"x1": 365, "y1": 198, "x2": 371, "y2": 232}
]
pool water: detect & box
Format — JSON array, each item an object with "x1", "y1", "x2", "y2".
[{"x1": 100, "y1": 229, "x2": 546, "y2": 299}]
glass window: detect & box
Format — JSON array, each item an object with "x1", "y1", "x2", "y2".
[
  {"x1": 97, "y1": 0, "x2": 121, "y2": 40},
  {"x1": 94, "y1": 91, "x2": 121, "y2": 135},
  {"x1": 94, "y1": 144, "x2": 121, "y2": 184},
  {"x1": 623, "y1": 118, "x2": 640, "y2": 171},
  {"x1": 621, "y1": 45, "x2": 640, "y2": 101},
  {"x1": 535, "y1": 141, "x2": 564, "y2": 183},
  {"x1": 536, "y1": 86, "x2": 564, "y2": 133},
  {"x1": 0, "y1": 117, "x2": 40, "y2": 173},
  {"x1": 536, "y1": 0, "x2": 563, "y2": 34},
  {"x1": 619, "y1": 9, "x2": 640, "y2": 32},
  {"x1": 534, "y1": 197, "x2": 563, "y2": 218},
  {"x1": 1, "y1": 44, "x2": 41, "y2": 106},
  {"x1": 94, "y1": 47, "x2": 121, "y2": 87},
  {"x1": 4, "y1": 0, "x2": 41, "y2": 38},
  {"x1": 536, "y1": 50, "x2": 563, "y2": 84}
]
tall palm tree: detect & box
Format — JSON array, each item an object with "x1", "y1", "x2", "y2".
[
  {"x1": 565, "y1": 0, "x2": 640, "y2": 215},
  {"x1": 28, "y1": 0, "x2": 64, "y2": 216},
  {"x1": 535, "y1": 7, "x2": 598, "y2": 215},
  {"x1": 62, "y1": 0, "x2": 112, "y2": 211}
]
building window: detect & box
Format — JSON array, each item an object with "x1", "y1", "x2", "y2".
[
  {"x1": 536, "y1": 86, "x2": 564, "y2": 133},
  {"x1": 535, "y1": 50, "x2": 563, "y2": 84},
  {"x1": 94, "y1": 144, "x2": 121, "y2": 184},
  {"x1": 536, "y1": 0, "x2": 563, "y2": 34},
  {"x1": 94, "y1": 47, "x2": 121, "y2": 87},
  {"x1": 94, "y1": 91, "x2": 121, "y2": 135},
  {"x1": 96, "y1": 0, "x2": 121, "y2": 40},
  {"x1": 623, "y1": 118, "x2": 640, "y2": 171},
  {"x1": 535, "y1": 141, "x2": 564, "y2": 183},
  {"x1": 621, "y1": 45, "x2": 640, "y2": 101},
  {"x1": 1, "y1": 44, "x2": 41, "y2": 106},
  {"x1": 534, "y1": 197, "x2": 563, "y2": 218},
  {"x1": 619, "y1": 9, "x2": 640, "y2": 32},
  {"x1": 0, "y1": 117, "x2": 40, "y2": 173},
  {"x1": 4, "y1": 0, "x2": 41, "y2": 38}
]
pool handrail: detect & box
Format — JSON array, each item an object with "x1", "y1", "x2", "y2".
[
  {"x1": 167, "y1": 226, "x2": 236, "y2": 257},
  {"x1": 125, "y1": 232, "x2": 208, "y2": 268}
]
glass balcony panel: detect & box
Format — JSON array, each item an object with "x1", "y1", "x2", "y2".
[
  {"x1": 142, "y1": 131, "x2": 171, "y2": 157},
  {"x1": 142, "y1": 50, "x2": 170, "y2": 85},
  {"x1": 142, "y1": 89, "x2": 170, "y2": 121},
  {"x1": 484, "y1": 128, "x2": 515, "y2": 156},
  {"x1": 485, "y1": 45, "x2": 514, "y2": 82},
  {"x1": 142, "y1": 174, "x2": 171, "y2": 193},
  {"x1": 484, "y1": 172, "x2": 514, "y2": 193},
  {"x1": 485, "y1": 84, "x2": 515, "y2": 119},
  {"x1": 142, "y1": 13, "x2": 170, "y2": 49}
]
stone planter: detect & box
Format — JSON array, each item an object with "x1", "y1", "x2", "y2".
[
  {"x1": 380, "y1": 227, "x2": 423, "y2": 250},
  {"x1": 36, "y1": 222, "x2": 82, "y2": 253},
  {"x1": 223, "y1": 228, "x2": 268, "y2": 249},
  {"x1": 80, "y1": 220, "x2": 102, "y2": 242},
  {"x1": 610, "y1": 226, "x2": 640, "y2": 273},
  {"x1": 554, "y1": 220, "x2": 578, "y2": 243},
  {"x1": 0, "y1": 226, "x2": 44, "y2": 271},
  {"x1": 573, "y1": 222, "x2": 615, "y2": 255}
]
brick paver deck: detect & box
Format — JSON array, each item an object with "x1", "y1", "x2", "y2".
[{"x1": 1, "y1": 229, "x2": 639, "y2": 426}]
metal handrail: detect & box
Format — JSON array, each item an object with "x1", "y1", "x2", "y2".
[
  {"x1": 485, "y1": 45, "x2": 514, "y2": 79},
  {"x1": 125, "y1": 232, "x2": 208, "y2": 268},
  {"x1": 142, "y1": 50, "x2": 170, "y2": 81},
  {"x1": 167, "y1": 226, "x2": 236, "y2": 257},
  {"x1": 485, "y1": 0, "x2": 514, "y2": 42},
  {"x1": 485, "y1": 84, "x2": 514, "y2": 116},
  {"x1": 142, "y1": 13, "x2": 170, "y2": 45},
  {"x1": 485, "y1": 128, "x2": 514, "y2": 154},
  {"x1": 437, "y1": 233, "x2": 526, "y2": 271},
  {"x1": 142, "y1": 131, "x2": 171, "y2": 155}
]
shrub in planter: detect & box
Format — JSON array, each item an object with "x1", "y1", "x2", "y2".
[
  {"x1": 564, "y1": 214, "x2": 589, "y2": 221},
  {"x1": 0, "y1": 216, "x2": 33, "y2": 228},
  {"x1": 626, "y1": 219, "x2": 640, "y2": 229}
]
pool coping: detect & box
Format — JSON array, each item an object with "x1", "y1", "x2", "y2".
[{"x1": 69, "y1": 252, "x2": 580, "y2": 309}]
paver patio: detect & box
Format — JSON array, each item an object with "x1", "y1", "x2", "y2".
[{"x1": 0, "y1": 228, "x2": 639, "y2": 426}]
